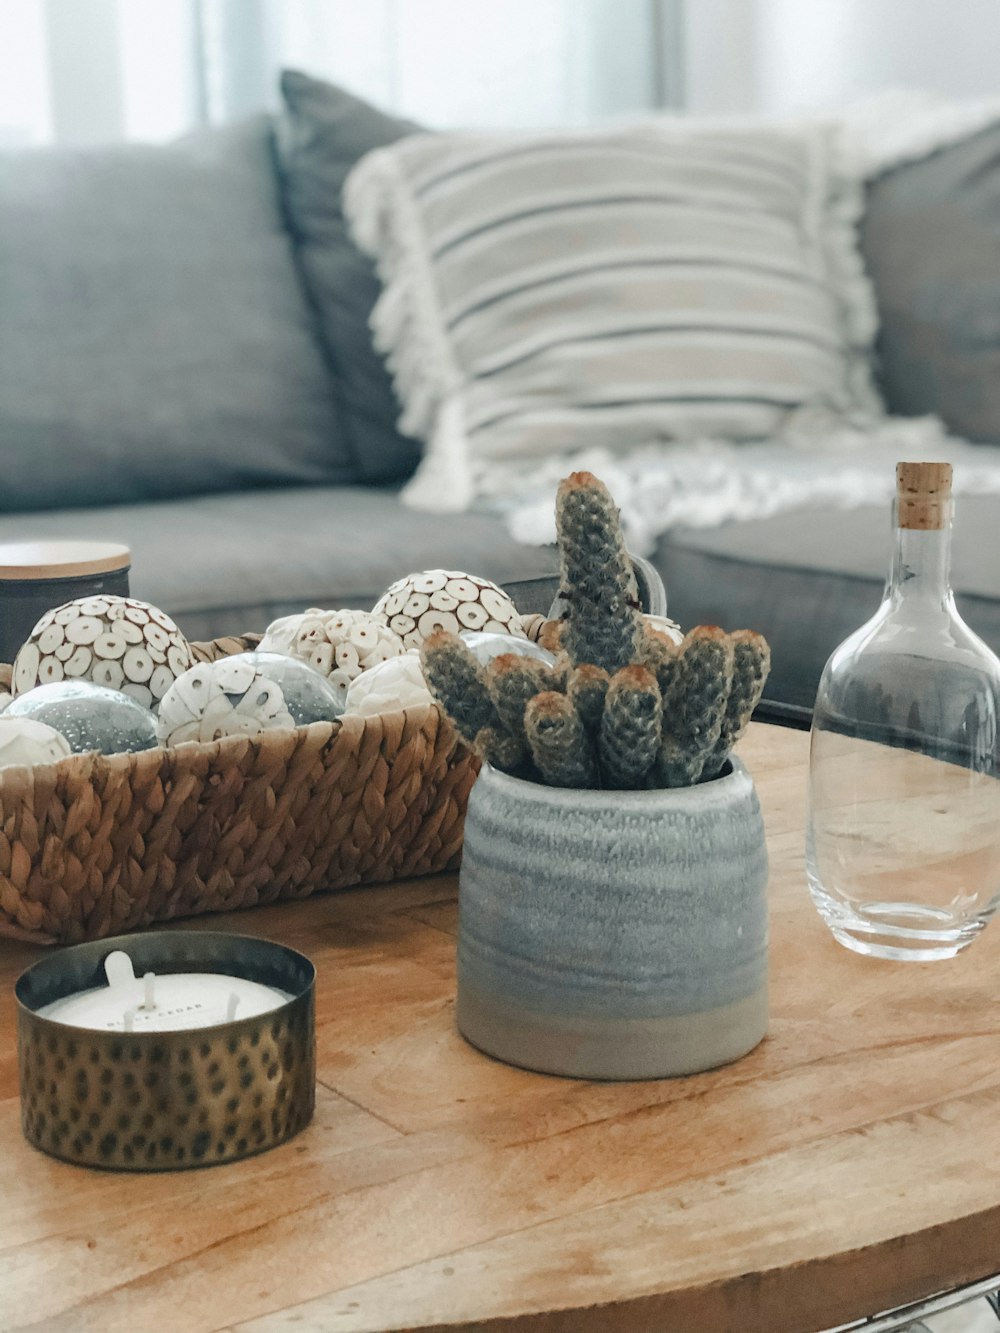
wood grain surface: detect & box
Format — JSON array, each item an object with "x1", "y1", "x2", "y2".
[{"x1": 1, "y1": 722, "x2": 999, "y2": 1333}]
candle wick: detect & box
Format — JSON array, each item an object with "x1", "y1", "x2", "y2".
[
  {"x1": 226, "y1": 992, "x2": 240, "y2": 1022},
  {"x1": 123, "y1": 1007, "x2": 136, "y2": 1033},
  {"x1": 142, "y1": 971, "x2": 156, "y2": 1011}
]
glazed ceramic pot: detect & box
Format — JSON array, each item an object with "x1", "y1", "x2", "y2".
[{"x1": 457, "y1": 759, "x2": 768, "y2": 1080}]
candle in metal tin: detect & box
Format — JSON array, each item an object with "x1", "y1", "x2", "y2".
[{"x1": 15, "y1": 931, "x2": 315, "y2": 1171}]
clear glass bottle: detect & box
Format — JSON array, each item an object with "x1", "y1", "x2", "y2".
[{"x1": 807, "y1": 462, "x2": 1000, "y2": 960}]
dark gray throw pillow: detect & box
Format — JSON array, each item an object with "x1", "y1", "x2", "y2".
[
  {"x1": 276, "y1": 70, "x2": 423, "y2": 484},
  {"x1": 861, "y1": 122, "x2": 1000, "y2": 443},
  {"x1": 0, "y1": 115, "x2": 356, "y2": 513}
]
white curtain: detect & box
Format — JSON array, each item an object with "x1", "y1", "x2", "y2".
[
  {"x1": 0, "y1": 0, "x2": 681, "y2": 148},
  {"x1": 684, "y1": 0, "x2": 1000, "y2": 116},
  {"x1": 7, "y1": 0, "x2": 1000, "y2": 149}
]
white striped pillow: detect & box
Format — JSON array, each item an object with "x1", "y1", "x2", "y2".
[{"x1": 345, "y1": 121, "x2": 879, "y2": 511}]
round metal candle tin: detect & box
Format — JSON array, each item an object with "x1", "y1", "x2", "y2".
[{"x1": 15, "y1": 931, "x2": 315, "y2": 1171}]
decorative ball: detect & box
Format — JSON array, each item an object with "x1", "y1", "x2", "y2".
[
  {"x1": 157, "y1": 652, "x2": 342, "y2": 747},
  {"x1": 520, "y1": 613, "x2": 549, "y2": 644},
  {"x1": 372, "y1": 570, "x2": 524, "y2": 650},
  {"x1": 0, "y1": 717, "x2": 72, "y2": 768},
  {"x1": 12, "y1": 595, "x2": 193, "y2": 710},
  {"x1": 233, "y1": 652, "x2": 345, "y2": 726},
  {"x1": 460, "y1": 630, "x2": 557, "y2": 669},
  {"x1": 259, "y1": 608, "x2": 404, "y2": 709},
  {"x1": 6, "y1": 681, "x2": 158, "y2": 755},
  {"x1": 344, "y1": 654, "x2": 432, "y2": 718},
  {"x1": 646, "y1": 613, "x2": 683, "y2": 646}
]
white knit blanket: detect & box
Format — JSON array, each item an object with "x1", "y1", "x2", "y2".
[
  {"x1": 489, "y1": 419, "x2": 1000, "y2": 554},
  {"x1": 484, "y1": 91, "x2": 1000, "y2": 549}
]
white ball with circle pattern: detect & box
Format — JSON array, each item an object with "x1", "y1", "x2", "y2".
[
  {"x1": 645, "y1": 613, "x2": 684, "y2": 646},
  {"x1": 259, "y1": 608, "x2": 404, "y2": 710},
  {"x1": 12, "y1": 595, "x2": 193, "y2": 711},
  {"x1": 157, "y1": 652, "x2": 342, "y2": 747},
  {"x1": 371, "y1": 570, "x2": 524, "y2": 650}
]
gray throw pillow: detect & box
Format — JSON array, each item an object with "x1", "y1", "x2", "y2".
[
  {"x1": 275, "y1": 70, "x2": 423, "y2": 484},
  {"x1": 0, "y1": 115, "x2": 355, "y2": 513},
  {"x1": 861, "y1": 122, "x2": 1000, "y2": 443}
]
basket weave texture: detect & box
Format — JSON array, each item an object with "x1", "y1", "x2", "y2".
[{"x1": 0, "y1": 635, "x2": 478, "y2": 945}]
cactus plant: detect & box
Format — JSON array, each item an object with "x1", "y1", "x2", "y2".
[
  {"x1": 420, "y1": 471, "x2": 770, "y2": 789},
  {"x1": 525, "y1": 691, "x2": 598, "y2": 788},
  {"x1": 599, "y1": 665, "x2": 663, "y2": 789}
]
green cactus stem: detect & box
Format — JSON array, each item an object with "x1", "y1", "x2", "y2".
[
  {"x1": 525, "y1": 691, "x2": 598, "y2": 788},
  {"x1": 567, "y1": 663, "x2": 610, "y2": 732},
  {"x1": 704, "y1": 630, "x2": 771, "y2": 779},
  {"x1": 475, "y1": 725, "x2": 526, "y2": 771},
  {"x1": 600, "y1": 665, "x2": 663, "y2": 789},
  {"x1": 637, "y1": 625, "x2": 678, "y2": 697},
  {"x1": 657, "y1": 626, "x2": 735, "y2": 787},
  {"x1": 486, "y1": 654, "x2": 559, "y2": 750},
  {"x1": 421, "y1": 632, "x2": 504, "y2": 746},
  {"x1": 555, "y1": 472, "x2": 646, "y2": 674}
]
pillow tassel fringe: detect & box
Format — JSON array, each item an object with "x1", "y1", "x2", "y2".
[
  {"x1": 400, "y1": 393, "x2": 474, "y2": 512},
  {"x1": 347, "y1": 144, "x2": 467, "y2": 502}
]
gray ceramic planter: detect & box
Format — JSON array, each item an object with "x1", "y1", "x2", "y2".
[{"x1": 457, "y1": 759, "x2": 769, "y2": 1080}]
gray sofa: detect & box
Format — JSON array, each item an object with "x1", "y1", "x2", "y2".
[{"x1": 2, "y1": 72, "x2": 998, "y2": 718}]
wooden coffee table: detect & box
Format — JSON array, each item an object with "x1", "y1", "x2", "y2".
[{"x1": 1, "y1": 722, "x2": 999, "y2": 1332}]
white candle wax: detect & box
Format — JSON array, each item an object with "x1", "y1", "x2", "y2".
[{"x1": 37, "y1": 950, "x2": 291, "y2": 1032}]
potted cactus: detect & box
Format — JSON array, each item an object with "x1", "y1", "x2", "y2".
[{"x1": 421, "y1": 472, "x2": 771, "y2": 1080}]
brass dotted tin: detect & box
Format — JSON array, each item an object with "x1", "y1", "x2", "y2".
[{"x1": 15, "y1": 931, "x2": 315, "y2": 1171}]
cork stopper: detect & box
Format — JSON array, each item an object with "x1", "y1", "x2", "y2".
[{"x1": 896, "y1": 461, "x2": 953, "y2": 531}]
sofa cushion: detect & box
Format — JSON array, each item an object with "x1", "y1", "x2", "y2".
[
  {"x1": 656, "y1": 496, "x2": 1000, "y2": 710},
  {"x1": 861, "y1": 121, "x2": 1000, "y2": 443},
  {"x1": 0, "y1": 488, "x2": 558, "y2": 644},
  {"x1": 344, "y1": 121, "x2": 879, "y2": 512},
  {"x1": 275, "y1": 70, "x2": 423, "y2": 485},
  {"x1": 0, "y1": 115, "x2": 354, "y2": 513}
]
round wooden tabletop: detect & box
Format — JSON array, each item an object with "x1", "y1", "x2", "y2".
[{"x1": 0, "y1": 722, "x2": 998, "y2": 1331}]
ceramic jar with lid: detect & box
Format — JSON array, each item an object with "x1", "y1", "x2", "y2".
[{"x1": 0, "y1": 542, "x2": 130, "y2": 665}]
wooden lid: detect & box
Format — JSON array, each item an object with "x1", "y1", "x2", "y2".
[
  {"x1": 896, "y1": 461, "x2": 953, "y2": 531},
  {"x1": 0, "y1": 541, "x2": 130, "y2": 581}
]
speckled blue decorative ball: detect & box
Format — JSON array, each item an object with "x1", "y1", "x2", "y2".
[
  {"x1": 6, "y1": 681, "x2": 158, "y2": 755},
  {"x1": 459, "y1": 631, "x2": 557, "y2": 669},
  {"x1": 232, "y1": 653, "x2": 344, "y2": 726}
]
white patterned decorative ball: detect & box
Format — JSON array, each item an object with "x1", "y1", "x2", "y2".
[
  {"x1": 157, "y1": 652, "x2": 341, "y2": 747},
  {"x1": 0, "y1": 717, "x2": 72, "y2": 768},
  {"x1": 372, "y1": 570, "x2": 524, "y2": 650},
  {"x1": 645, "y1": 613, "x2": 684, "y2": 646},
  {"x1": 12, "y1": 596, "x2": 193, "y2": 710},
  {"x1": 5, "y1": 681, "x2": 158, "y2": 754},
  {"x1": 259, "y1": 608, "x2": 404, "y2": 710},
  {"x1": 231, "y1": 653, "x2": 344, "y2": 726},
  {"x1": 344, "y1": 654, "x2": 432, "y2": 717}
]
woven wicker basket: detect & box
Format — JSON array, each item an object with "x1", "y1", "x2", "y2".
[{"x1": 0, "y1": 634, "x2": 479, "y2": 945}]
